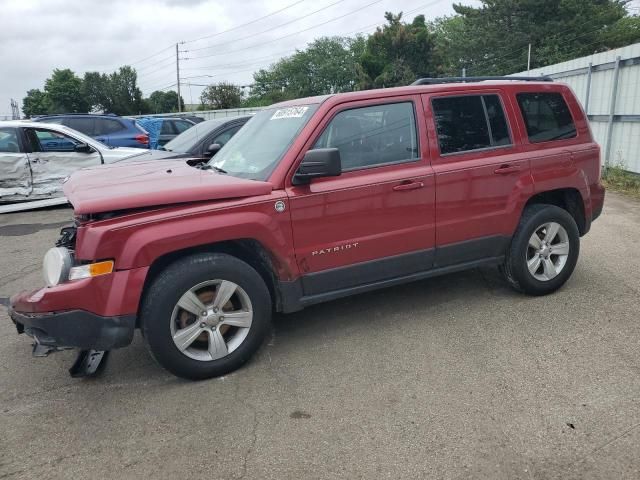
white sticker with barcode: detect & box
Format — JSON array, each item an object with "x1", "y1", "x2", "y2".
[{"x1": 270, "y1": 106, "x2": 309, "y2": 120}]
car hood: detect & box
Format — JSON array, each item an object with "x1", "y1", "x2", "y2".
[
  {"x1": 63, "y1": 159, "x2": 273, "y2": 214},
  {"x1": 109, "y1": 148, "x2": 190, "y2": 163},
  {"x1": 100, "y1": 147, "x2": 150, "y2": 163}
]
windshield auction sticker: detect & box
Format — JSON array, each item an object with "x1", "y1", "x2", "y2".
[{"x1": 270, "y1": 106, "x2": 309, "y2": 120}]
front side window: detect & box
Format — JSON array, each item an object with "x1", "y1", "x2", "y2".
[
  {"x1": 29, "y1": 128, "x2": 80, "y2": 152},
  {"x1": 174, "y1": 120, "x2": 193, "y2": 133},
  {"x1": 313, "y1": 102, "x2": 419, "y2": 170},
  {"x1": 432, "y1": 94, "x2": 512, "y2": 155},
  {"x1": 517, "y1": 92, "x2": 577, "y2": 143},
  {"x1": 0, "y1": 127, "x2": 20, "y2": 153},
  {"x1": 212, "y1": 104, "x2": 318, "y2": 180}
]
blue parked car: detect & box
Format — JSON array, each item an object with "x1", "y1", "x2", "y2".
[{"x1": 35, "y1": 114, "x2": 150, "y2": 148}]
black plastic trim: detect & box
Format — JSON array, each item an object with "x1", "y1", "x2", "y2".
[
  {"x1": 302, "y1": 248, "x2": 435, "y2": 296},
  {"x1": 9, "y1": 308, "x2": 135, "y2": 350}
]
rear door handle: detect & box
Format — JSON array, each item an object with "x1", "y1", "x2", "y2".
[
  {"x1": 393, "y1": 181, "x2": 424, "y2": 191},
  {"x1": 494, "y1": 164, "x2": 521, "y2": 175}
]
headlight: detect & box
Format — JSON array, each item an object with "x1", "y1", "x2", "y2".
[{"x1": 43, "y1": 247, "x2": 73, "y2": 287}]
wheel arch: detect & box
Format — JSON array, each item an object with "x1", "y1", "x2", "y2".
[
  {"x1": 523, "y1": 188, "x2": 588, "y2": 236},
  {"x1": 138, "y1": 239, "x2": 284, "y2": 326}
]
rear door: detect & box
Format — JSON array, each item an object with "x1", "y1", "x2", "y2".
[
  {"x1": 0, "y1": 126, "x2": 32, "y2": 201},
  {"x1": 23, "y1": 127, "x2": 101, "y2": 197},
  {"x1": 287, "y1": 97, "x2": 436, "y2": 296},
  {"x1": 422, "y1": 91, "x2": 533, "y2": 267}
]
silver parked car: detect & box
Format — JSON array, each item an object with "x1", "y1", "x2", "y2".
[{"x1": 0, "y1": 121, "x2": 177, "y2": 212}]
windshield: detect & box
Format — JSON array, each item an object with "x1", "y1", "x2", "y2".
[
  {"x1": 211, "y1": 104, "x2": 318, "y2": 180},
  {"x1": 163, "y1": 119, "x2": 219, "y2": 153}
]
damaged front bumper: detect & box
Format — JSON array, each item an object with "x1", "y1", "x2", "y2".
[{"x1": 9, "y1": 306, "x2": 135, "y2": 351}]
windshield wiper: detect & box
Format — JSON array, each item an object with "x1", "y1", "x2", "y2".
[{"x1": 195, "y1": 163, "x2": 227, "y2": 174}]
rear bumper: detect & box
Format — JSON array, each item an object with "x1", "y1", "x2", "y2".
[{"x1": 9, "y1": 307, "x2": 135, "y2": 350}]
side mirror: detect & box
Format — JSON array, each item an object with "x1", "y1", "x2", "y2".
[
  {"x1": 292, "y1": 148, "x2": 342, "y2": 185},
  {"x1": 206, "y1": 143, "x2": 222, "y2": 156},
  {"x1": 74, "y1": 143, "x2": 93, "y2": 154}
]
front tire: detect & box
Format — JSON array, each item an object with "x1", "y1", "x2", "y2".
[
  {"x1": 502, "y1": 204, "x2": 580, "y2": 296},
  {"x1": 141, "y1": 253, "x2": 272, "y2": 380}
]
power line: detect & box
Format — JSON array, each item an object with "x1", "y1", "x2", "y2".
[
  {"x1": 183, "y1": 0, "x2": 308, "y2": 44},
  {"x1": 185, "y1": 0, "x2": 346, "y2": 53},
  {"x1": 183, "y1": 0, "x2": 385, "y2": 61}
]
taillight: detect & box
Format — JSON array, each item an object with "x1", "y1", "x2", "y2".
[{"x1": 135, "y1": 134, "x2": 149, "y2": 145}]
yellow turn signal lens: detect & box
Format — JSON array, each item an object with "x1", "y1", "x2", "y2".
[
  {"x1": 68, "y1": 260, "x2": 114, "y2": 281},
  {"x1": 89, "y1": 260, "x2": 114, "y2": 277}
]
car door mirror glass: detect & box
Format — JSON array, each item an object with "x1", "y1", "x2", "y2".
[
  {"x1": 74, "y1": 143, "x2": 94, "y2": 154},
  {"x1": 207, "y1": 143, "x2": 222, "y2": 155},
  {"x1": 292, "y1": 148, "x2": 342, "y2": 185}
]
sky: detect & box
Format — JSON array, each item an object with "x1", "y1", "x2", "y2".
[{"x1": 0, "y1": 0, "x2": 478, "y2": 116}]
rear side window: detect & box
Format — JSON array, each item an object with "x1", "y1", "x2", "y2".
[
  {"x1": 516, "y1": 92, "x2": 577, "y2": 143},
  {"x1": 66, "y1": 117, "x2": 95, "y2": 136},
  {"x1": 95, "y1": 118, "x2": 125, "y2": 135},
  {"x1": 431, "y1": 95, "x2": 512, "y2": 155},
  {"x1": 161, "y1": 121, "x2": 175, "y2": 135},
  {"x1": 314, "y1": 102, "x2": 419, "y2": 171},
  {"x1": 174, "y1": 120, "x2": 192, "y2": 133}
]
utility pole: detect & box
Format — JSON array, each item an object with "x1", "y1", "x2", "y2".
[
  {"x1": 462, "y1": 67, "x2": 466, "y2": 78},
  {"x1": 527, "y1": 43, "x2": 532, "y2": 74},
  {"x1": 176, "y1": 43, "x2": 182, "y2": 112}
]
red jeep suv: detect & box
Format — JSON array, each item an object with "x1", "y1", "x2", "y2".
[{"x1": 10, "y1": 78, "x2": 605, "y2": 379}]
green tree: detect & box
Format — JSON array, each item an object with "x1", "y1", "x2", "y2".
[
  {"x1": 82, "y1": 72, "x2": 112, "y2": 112},
  {"x1": 147, "y1": 90, "x2": 184, "y2": 113},
  {"x1": 108, "y1": 66, "x2": 145, "y2": 115},
  {"x1": 200, "y1": 82, "x2": 244, "y2": 109},
  {"x1": 22, "y1": 89, "x2": 50, "y2": 117},
  {"x1": 435, "y1": 0, "x2": 638, "y2": 76},
  {"x1": 358, "y1": 12, "x2": 439, "y2": 89},
  {"x1": 44, "y1": 68, "x2": 87, "y2": 113},
  {"x1": 249, "y1": 36, "x2": 365, "y2": 105}
]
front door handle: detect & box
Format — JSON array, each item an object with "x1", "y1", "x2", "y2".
[
  {"x1": 494, "y1": 164, "x2": 521, "y2": 175},
  {"x1": 393, "y1": 181, "x2": 424, "y2": 191}
]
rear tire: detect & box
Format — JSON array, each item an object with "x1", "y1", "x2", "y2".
[
  {"x1": 141, "y1": 253, "x2": 272, "y2": 380},
  {"x1": 502, "y1": 204, "x2": 580, "y2": 296}
]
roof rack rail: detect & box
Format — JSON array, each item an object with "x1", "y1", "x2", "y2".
[{"x1": 411, "y1": 76, "x2": 553, "y2": 85}]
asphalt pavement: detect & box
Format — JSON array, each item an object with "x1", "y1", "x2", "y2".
[{"x1": 1, "y1": 193, "x2": 639, "y2": 479}]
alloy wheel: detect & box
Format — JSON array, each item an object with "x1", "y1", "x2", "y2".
[
  {"x1": 170, "y1": 280, "x2": 253, "y2": 361},
  {"x1": 526, "y1": 222, "x2": 570, "y2": 281}
]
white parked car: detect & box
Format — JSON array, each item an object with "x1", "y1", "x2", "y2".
[{"x1": 0, "y1": 121, "x2": 174, "y2": 213}]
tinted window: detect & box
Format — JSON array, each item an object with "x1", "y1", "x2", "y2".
[
  {"x1": 517, "y1": 92, "x2": 577, "y2": 143},
  {"x1": 0, "y1": 128, "x2": 20, "y2": 153},
  {"x1": 174, "y1": 120, "x2": 193, "y2": 133},
  {"x1": 38, "y1": 117, "x2": 64, "y2": 125},
  {"x1": 31, "y1": 128, "x2": 79, "y2": 152},
  {"x1": 211, "y1": 125, "x2": 242, "y2": 148},
  {"x1": 314, "y1": 102, "x2": 419, "y2": 170},
  {"x1": 66, "y1": 118, "x2": 95, "y2": 136},
  {"x1": 483, "y1": 95, "x2": 511, "y2": 146},
  {"x1": 161, "y1": 121, "x2": 174, "y2": 135},
  {"x1": 95, "y1": 118, "x2": 124, "y2": 135},
  {"x1": 432, "y1": 95, "x2": 511, "y2": 155}
]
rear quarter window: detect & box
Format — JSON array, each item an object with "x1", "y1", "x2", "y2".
[
  {"x1": 516, "y1": 92, "x2": 577, "y2": 143},
  {"x1": 95, "y1": 118, "x2": 125, "y2": 135},
  {"x1": 66, "y1": 117, "x2": 96, "y2": 136}
]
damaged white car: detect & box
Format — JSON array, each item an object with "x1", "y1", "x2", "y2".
[{"x1": 0, "y1": 121, "x2": 175, "y2": 213}]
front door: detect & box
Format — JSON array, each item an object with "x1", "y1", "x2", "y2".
[
  {"x1": 24, "y1": 127, "x2": 102, "y2": 197},
  {"x1": 423, "y1": 91, "x2": 533, "y2": 267},
  {"x1": 0, "y1": 126, "x2": 32, "y2": 201},
  {"x1": 287, "y1": 98, "x2": 436, "y2": 296}
]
